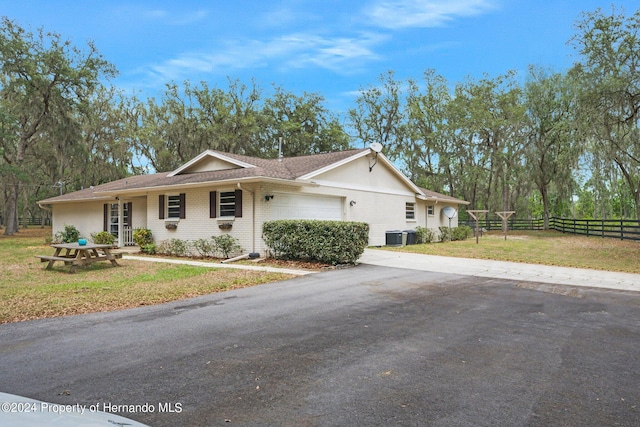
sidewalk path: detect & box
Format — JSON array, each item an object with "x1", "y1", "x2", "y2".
[
  {"x1": 359, "y1": 249, "x2": 640, "y2": 292},
  {"x1": 123, "y1": 255, "x2": 314, "y2": 276},
  {"x1": 124, "y1": 251, "x2": 640, "y2": 292}
]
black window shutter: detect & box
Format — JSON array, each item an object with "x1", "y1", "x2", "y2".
[
  {"x1": 103, "y1": 204, "x2": 108, "y2": 231},
  {"x1": 235, "y1": 189, "x2": 243, "y2": 218},
  {"x1": 159, "y1": 195, "x2": 165, "y2": 219},
  {"x1": 210, "y1": 191, "x2": 217, "y2": 218},
  {"x1": 179, "y1": 193, "x2": 186, "y2": 219},
  {"x1": 126, "y1": 202, "x2": 132, "y2": 226}
]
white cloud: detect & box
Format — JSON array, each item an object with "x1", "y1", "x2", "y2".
[
  {"x1": 116, "y1": 6, "x2": 209, "y2": 26},
  {"x1": 146, "y1": 31, "x2": 388, "y2": 82},
  {"x1": 279, "y1": 32, "x2": 388, "y2": 72},
  {"x1": 129, "y1": 1, "x2": 497, "y2": 88},
  {"x1": 170, "y1": 9, "x2": 210, "y2": 26},
  {"x1": 143, "y1": 9, "x2": 168, "y2": 20},
  {"x1": 365, "y1": 0, "x2": 498, "y2": 29},
  {"x1": 261, "y1": 7, "x2": 312, "y2": 28}
]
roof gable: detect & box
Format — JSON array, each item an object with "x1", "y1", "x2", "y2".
[
  {"x1": 299, "y1": 151, "x2": 423, "y2": 195},
  {"x1": 279, "y1": 149, "x2": 367, "y2": 177},
  {"x1": 38, "y1": 148, "x2": 467, "y2": 206},
  {"x1": 296, "y1": 149, "x2": 371, "y2": 180},
  {"x1": 168, "y1": 150, "x2": 256, "y2": 177}
]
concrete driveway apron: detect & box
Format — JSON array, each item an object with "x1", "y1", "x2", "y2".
[{"x1": 359, "y1": 248, "x2": 640, "y2": 292}]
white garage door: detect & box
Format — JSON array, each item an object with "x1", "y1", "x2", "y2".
[{"x1": 271, "y1": 193, "x2": 343, "y2": 220}]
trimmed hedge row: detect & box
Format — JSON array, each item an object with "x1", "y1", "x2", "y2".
[{"x1": 263, "y1": 220, "x2": 369, "y2": 265}]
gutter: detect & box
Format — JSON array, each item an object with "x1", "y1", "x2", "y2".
[
  {"x1": 95, "y1": 177, "x2": 312, "y2": 198},
  {"x1": 37, "y1": 196, "x2": 115, "y2": 205},
  {"x1": 37, "y1": 203, "x2": 52, "y2": 212}
]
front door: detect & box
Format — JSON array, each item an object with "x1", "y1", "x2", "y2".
[
  {"x1": 109, "y1": 203, "x2": 130, "y2": 237},
  {"x1": 104, "y1": 202, "x2": 134, "y2": 245}
]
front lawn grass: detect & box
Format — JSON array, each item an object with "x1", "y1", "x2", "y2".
[
  {"x1": 0, "y1": 228, "x2": 293, "y2": 324},
  {"x1": 383, "y1": 230, "x2": 640, "y2": 274}
]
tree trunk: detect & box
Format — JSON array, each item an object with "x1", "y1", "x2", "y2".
[
  {"x1": 540, "y1": 183, "x2": 550, "y2": 230},
  {"x1": 615, "y1": 159, "x2": 640, "y2": 226},
  {"x1": 21, "y1": 188, "x2": 29, "y2": 229},
  {"x1": 634, "y1": 185, "x2": 640, "y2": 227},
  {"x1": 4, "y1": 183, "x2": 19, "y2": 236}
]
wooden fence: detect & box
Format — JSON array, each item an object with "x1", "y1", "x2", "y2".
[
  {"x1": 549, "y1": 217, "x2": 640, "y2": 241},
  {"x1": 463, "y1": 217, "x2": 640, "y2": 242},
  {"x1": 0, "y1": 216, "x2": 51, "y2": 227}
]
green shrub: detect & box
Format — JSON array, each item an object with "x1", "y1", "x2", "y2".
[
  {"x1": 157, "y1": 238, "x2": 190, "y2": 257},
  {"x1": 54, "y1": 224, "x2": 81, "y2": 243},
  {"x1": 133, "y1": 228, "x2": 153, "y2": 246},
  {"x1": 415, "y1": 226, "x2": 435, "y2": 243},
  {"x1": 438, "y1": 226, "x2": 452, "y2": 242},
  {"x1": 262, "y1": 220, "x2": 369, "y2": 265},
  {"x1": 154, "y1": 235, "x2": 241, "y2": 258},
  {"x1": 439, "y1": 225, "x2": 472, "y2": 242},
  {"x1": 212, "y1": 234, "x2": 242, "y2": 258},
  {"x1": 90, "y1": 231, "x2": 115, "y2": 245},
  {"x1": 452, "y1": 225, "x2": 473, "y2": 241},
  {"x1": 193, "y1": 238, "x2": 217, "y2": 258},
  {"x1": 141, "y1": 243, "x2": 156, "y2": 255}
]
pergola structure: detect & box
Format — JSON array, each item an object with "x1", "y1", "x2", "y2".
[
  {"x1": 495, "y1": 211, "x2": 516, "y2": 240},
  {"x1": 467, "y1": 210, "x2": 489, "y2": 244}
]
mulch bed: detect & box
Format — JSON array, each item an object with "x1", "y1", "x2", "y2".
[{"x1": 253, "y1": 258, "x2": 334, "y2": 270}]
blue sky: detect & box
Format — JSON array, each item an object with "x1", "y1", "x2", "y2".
[{"x1": 2, "y1": 1, "x2": 637, "y2": 112}]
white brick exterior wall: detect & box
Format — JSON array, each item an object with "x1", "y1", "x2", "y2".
[
  {"x1": 148, "y1": 186, "x2": 258, "y2": 255},
  {"x1": 51, "y1": 198, "x2": 147, "y2": 243},
  {"x1": 49, "y1": 152, "x2": 464, "y2": 253},
  {"x1": 52, "y1": 202, "x2": 105, "y2": 239}
]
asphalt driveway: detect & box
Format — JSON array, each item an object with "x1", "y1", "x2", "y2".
[{"x1": 1, "y1": 261, "x2": 639, "y2": 426}]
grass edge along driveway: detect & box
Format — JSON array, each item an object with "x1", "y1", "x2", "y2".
[
  {"x1": 0, "y1": 228, "x2": 293, "y2": 324},
  {"x1": 381, "y1": 230, "x2": 640, "y2": 275},
  {"x1": 2, "y1": 228, "x2": 638, "y2": 324}
]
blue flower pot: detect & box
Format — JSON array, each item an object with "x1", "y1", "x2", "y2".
[{"x1": 78, "y1": 238, "x2": 87, "y2": 246}]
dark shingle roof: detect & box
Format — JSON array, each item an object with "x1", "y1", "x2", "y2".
[
  {"x1": 219, "y1": 149, "x2": 366, "y2": 178},
  {"x1": 39, "y1": 173, "x2": 171, "y2": 203},
  {"x1": 39, "y1": 149, "x2": 472, "y2": 206},
  {"x1": 39, "y1": 149, "x2": 369, "y2": 204}
]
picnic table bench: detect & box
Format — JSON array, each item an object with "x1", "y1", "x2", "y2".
[{"x1": 37, "y1": 242, "x2": 122, "y2": 273}]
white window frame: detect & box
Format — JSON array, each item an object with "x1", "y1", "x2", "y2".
[
  {"x1": 109, "y1": 203, "x2": 119, "y2": 236},
  {"x1": 427, "y1": 205, "x2": 435, "y2": 216},
  {"x1": 166, "y1": 194, "x2": 181, "y2": 219},
  {"x1": 219, "y1": 191, "x2": 236, "y2": 218},
  {"x1": 406, "y1": 202, "x2": 416, "y2": 220},
  {"x1": 109, "y1": 203, "x2": 129, "y2": 237}
]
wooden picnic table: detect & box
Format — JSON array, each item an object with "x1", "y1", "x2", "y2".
[{"x1": 37, "y1": 242, "x2": 122, "y2": 273}]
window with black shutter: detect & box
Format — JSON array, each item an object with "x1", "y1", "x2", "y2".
[
  {"x1": 167, "y1": 195, "x2": 181, "y2": 218},
  {"x1": 219, "y1": 191, "x2": 236, "y2": 217},
  {"x1": 161, "y1": 193, "x2": 186, "y2": 219},
  {"x1": 212, "y1": 189, "x2": 242, "y2": 218}
]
